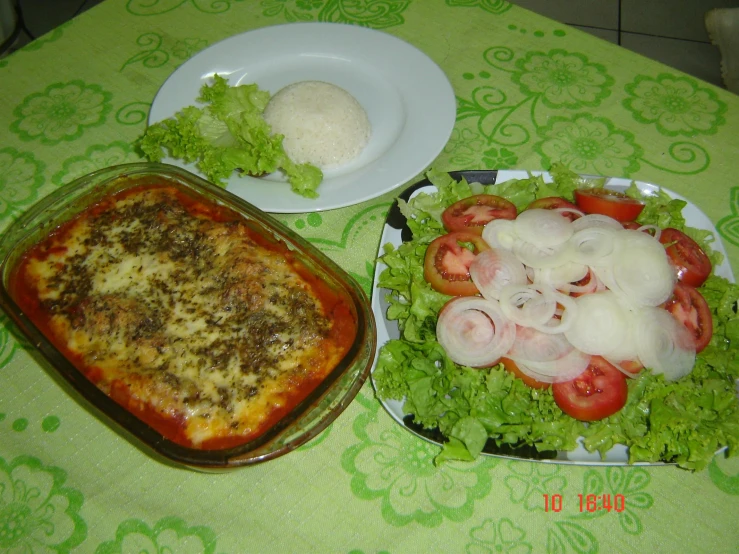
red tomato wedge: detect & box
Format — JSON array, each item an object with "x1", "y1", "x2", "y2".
[
  {"x1": 552, "y1": 356, "x2": 628, "y2": 421},
  {"x1": 501, "y1": 357, "x2": 551, "y2": 389},
  {"x1": 526, "y1": 197, "x2": 582, "y2": 221},
  {"x1": 567, "y1": 268, "x2": 605, "y2": 297},
  {"x1": 664, "y1": 282, "x2": 713, "y2": 353},
  {"x1": 621, "y1": 221, "x2": 657, "y2": 236},
  {"x1": 613, "y1": 359, "x2": 644, "y2": 375},
  {"x1": 659, "y1": 228, "x2": 712, "y2": 287},
  {"x1": 574, "y1": 188, "x2": 645, "y2": 222},
  {"x1": 424, "y1": 232, "x2": 490, "y2": 296},
  {"x1": 621, "y1": 221, "x2": 641, "y2": 230},
  {"x1": 442, "y1": 194, "x2": 517, "y2": 234}
]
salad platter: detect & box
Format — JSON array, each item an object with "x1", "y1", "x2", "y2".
[
  {"x1": 370, "y1": 168, "x2": 737, "y2": 467},
  {"x1": 148, "y1": 23, "x2": 456, "y2": 213}
]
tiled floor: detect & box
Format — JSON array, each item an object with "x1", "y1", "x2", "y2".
[
  {"x1": 0, "y1": 0, "x2": 736, "y2": 93},
  {"x1": 513, "y1": 0, "x2": 738, "y2": 91}
]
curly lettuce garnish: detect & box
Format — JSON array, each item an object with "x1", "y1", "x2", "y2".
[{"x1": 140, "y1": 74, "x2": 322, "y2": 198}]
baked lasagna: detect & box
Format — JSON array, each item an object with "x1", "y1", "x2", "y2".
[{"x1": 10, "y1": 183, "x2": 357, "y2": 449}]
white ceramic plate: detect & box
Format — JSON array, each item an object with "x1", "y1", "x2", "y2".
[
  {"x1": 370, "y1": 169, "x2": 735, "y2": 465},
  {"x1": 148, "y1": 23, "x2": 456, "y2": 213}
]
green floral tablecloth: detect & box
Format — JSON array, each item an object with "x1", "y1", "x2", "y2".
[{"x1": 1, "y1": 1, "x2": 738, "y2": 553}]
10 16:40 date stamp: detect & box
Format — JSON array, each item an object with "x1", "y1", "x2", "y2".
[{"x1": 544, "y1": 494, "x2": 626, "y2": 513}]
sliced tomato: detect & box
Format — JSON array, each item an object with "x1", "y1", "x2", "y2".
[
  {"x1": 500, "y1": 357, "x2": 551, "y2": 390},
  {"x1": 621, "y1": 221, "x2": 657, "y2": 236},
  {"x1": 526, "y1": 197, "x2": 581, "y2": 221},
  {"x1": 664, "y1": 282, "x2": 713, "y2": 353},
  {"x1": 551, "y1": 356, "x2": 628, "y2": 421},
  {"x1": 441, "y1": 194, "x2": 516, "y2": 234},
  {"x1": 423, "y1": 232, "x2": 490, "y2": 296},
  {"x1": 568, "y1": 268, "x2": 604, "y2": 297},
  {"x1": 659, "y1": 228, "x2": 712, "y2": 287},
  {"x1": 612, "y1": 359, "x2": 644, "y2": 375},
  {"x1": 574, "y1": 188, "x2": 645, "y2": 222}
]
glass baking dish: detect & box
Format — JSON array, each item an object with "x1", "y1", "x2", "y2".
[{"x1": 0, "y1": 162, "x2": 376, "y2": 470}]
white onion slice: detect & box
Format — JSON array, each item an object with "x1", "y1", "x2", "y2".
[
  {"x1": 511, "y1": 348, "x2": 591, "y2": 383},
  {"x1": 507, "y1": 325, "x2": 573, "y2": 361},
  {"x1": 436, "y1": 297, "x2": 516, "y2": 368},
  {"x1": 512, "y1": 239, "x2": 572, "y2": 269},
  {"x1": 607, "y1": 230, "x2": 676, "y2": 307},
  {"x1": 571, "y1": 213, "x2": 623, "y2": 232},
  {"x1": 634, "y1": 308, "x2": 696, "y2": 381},
  {"x1": 470, "y1": 249, "x2": 528, "y2": 301},
  {"x1": 532, "y1": 262, "x2": 588, "y2": 287},
  {"x1": 482, "y1": 219, "x2": 517, "y2": 251},
  {"x1": 499, "y1": 284, "x2": 557, "y2": 327},
  {"x1": 506, "y1": 326, "x2": 590, "y2": 383},
  {"x1": 564, "y1": 268, "x2": 606, "y2": 295},
  {"x1": 569, "y1": 227, "x2": 617, "y2": 265},
  {"x1": 533, "y1": 291, "x2": 578, "y2": 335},
  {"x1": 563, "y1": 291, "x2": 633, "y2": 358},
  {"x1": 514, "y1": 209, "x2": 573, "y2": 248}
]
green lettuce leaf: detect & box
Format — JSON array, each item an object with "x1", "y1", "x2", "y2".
[{"x1": 139, "y1": 74, "x2": 322, "y2": 198}]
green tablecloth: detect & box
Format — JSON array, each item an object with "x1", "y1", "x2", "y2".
[{"x1": 1, "y1": 1, "x2": 738, "y2": 553}]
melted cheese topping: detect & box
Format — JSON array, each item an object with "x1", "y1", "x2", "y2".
[{"x1": 19, "y1": 185, "x2": 353, "y2": 448}]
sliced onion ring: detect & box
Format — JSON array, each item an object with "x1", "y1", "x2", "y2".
[
  {"x1": 532, "y1": 262, "x2": 588, "y2": 288},
  {"x1": 564, "y1": 291, "x2": 632, "y2": 357},
  {"x1": 532, "y1": 291, "x2": 578, "y2": 335},
  {"x1": 571, "y1": 213, "x2": 623, "y2": 232},
  {"x1": 508, "y1": 325, "x2": 573, "y2": 361},
  {"x1": 514, "y1": 209, "x2": 573, "y2": 248},
  {"x1": 564, "y1": 268, "x2": 606, "y2": 295},
  {"x1": 499, "y1": 284, "x2": 557, "y2": 327},
  {"x1": 482, "y1": 219, "x2": 517, "y2": 251},
  {"x1": 512, "y1": 239, "x2": 572, "y2": 269},
  {"x1": 436, "y1": 297, "x2": 516, "y2": 368},
  {"x1": 603, "y1": 230, "x2": 676, "y2": 307},
  {"x1": 569, "y1": 227, "x2": 617, "y2": 265},
  {"x1": 634, "y1": 308, "x2": 695, "y2": 381},
  {"x1": 510, "y1": 349, "x2": 590, "y2": 383},
  {"x1": 470, "y1": 249, "x2": 528, "y2": 301}
]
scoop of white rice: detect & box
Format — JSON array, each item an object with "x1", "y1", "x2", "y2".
[{"x1": 264, "y1": 81, "x2": 371, "y2": 168}]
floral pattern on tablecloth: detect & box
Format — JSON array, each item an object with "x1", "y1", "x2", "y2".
[
  {"x1": 10, "y1": 81, "x2": 112, "y2": 145},
  {"x1": 716, "y1": 187, "x2": 739, "y2": 247},
  {"x1": 534, "y1": 113, "x2": 643, "y2": 176},
  {"x1": 457, "y1": 47, "x2": 718, "y2": 178},
  {"x1": 341, "y1": 400, "x2": 499, "y2": 527},
  {"x1": 120, "y1": 34, "x2": 209, "y2": 71},
  {"x1": 0, "y1": 148, "x2": 46, "y2": 224},
  {"x1": 0, "y1": 2, "x2": 738, "y2": 553},
  {"x1": 623, "y1": 74, "x2": 727, "y2": 136},
  {"x1": 95, "y1": 517, "x2": 221, "y2": 554},
  {"x1": 259, "y1": 0, "x2": 412, "y2": 27},
  {"x1": 0, "y1": 456, "x2": 86, "y2": 553},
  {"x1": 125, "y1": 0, "x2": 244, "y2": 15},
  {"x1": 51, "y1": 141, "x2": 143, "y2": 185},
  {"x1": 571, "y1": 468, "x2": 654, "y2": 535}
]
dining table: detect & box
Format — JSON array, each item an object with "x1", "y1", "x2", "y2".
[{"x1": 1, "y1": 1, "x2": 738, "y2": 553}]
